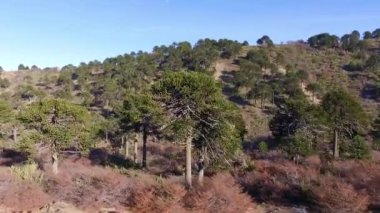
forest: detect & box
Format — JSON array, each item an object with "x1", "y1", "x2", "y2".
[{"x1": 0, "y1": 28, "x2": 380, "y2": 212}]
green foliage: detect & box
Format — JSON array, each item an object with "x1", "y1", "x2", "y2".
[
  {"x1": 306, "y1": 82, "x2": 323, "y2": 97},
  {"x1": 153, "y1": 71, "x2": 244, "y2": 165},
  {"x1": 257, "y1": 35, "x2": 274, "y2": 47},
  {"x1": 281, "y1": 131, "x2": 314, "y2": 157},
  {"x1": 347, "y1": 135, "x2": 371, "y2": 159},
  {"x1": 55, "y1": 84, "x2": 73, "y2": 100},
  {"x1": 307, "y1": 33, "x2": 339, "y2": 48},
  {"x1": 366, "y1": 55, "x2": 380, "y2": 72},
  {"x1": 16, "y1": 133, "x2": 42, "y2": 156},
  {"x1": 341, "y1": 31, "x2": 361, "y2": 51},
  {"x1": 153, "y1": 38, "x2": 239, "y2": 72},
  {"x1": 258, "y1": 141, "x2": 268, "y2": 153},
  {"x1": 218, "y1": 39, "x2": 243, "y2": 59},
  {"x1": 363, "y1": 31, "x2": 372, "y2": 39},
  {"x1": 233, "y1": 60, "x2": 261, "y2": 88},
  {"x1": 120, "y1": 92, "x2": 164, "y2": 130},
  {"x1": 296, "y1": 70, "x2": 309, "y2": 82},
  {"x1": 372, "y1": 28, "x2": 380, "y2": 38},
  {"x1": 344, "y1": 60, "x2": 365, "y2": 71},
  {"x1": 15, "y1": 85, "x2": 46, "y2": 100},
  {"x1": 18, "y1": 98, "x2": 93, "y2": 152},
  {"x1": 18, "y1": 64, "x2": 29, "y2": 70},
  {"x1": 153, "y1": 71, "x2": 222, "y2": 121},
  {"x1": 322, "y1": 90, "x2": 369, "y2": 137},
  {"x1": 0, "y1": 99, "x2": 13, "y2": 123},
  {"x1": 246, "y1": 49, "x2": 271, "y2": 68},
  {"x1": 57, "y1": 70, "x2": 73, "y2": 86},
  {"x1": 80, "y1": 91, "x2": 93, "y2": 107},
  {"x1": 270, "y1": 96, "x2": 320, "y2": 138}
]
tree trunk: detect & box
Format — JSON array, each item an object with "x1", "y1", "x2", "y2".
[
  {"x1": 134, "y1": 134, "x2": 139, "y2": 164},
  {"x1": 198, "y1": 167, "x2": 204, "y2": 185},
  {"x1": 124, "y1": 136, "x2": 129, "y2": 159},
  {"x1": 186, "y1": 133, "x2": 193, "y2": 188},
  {"x1": 333, "y1": 129, "x2": 339, "y2": 158},
  {"x1": 105, "y1": 131, "x2": 109, "y2": 143},
  {"x1": 13, "y1": 128, "x2": 17, "y2": 143},
  {"x1": 272, "y1": 91, "x2": 275, "y2": 105},
  {"x1": 52, "y1": 152, "x2": 59, "y2": 175},
  {"x1": 142, "y1": 125, "x2": 148, "y2": 168},
  {"x1": 198, "y1": 154, "x2": 205, "y2": 186}
]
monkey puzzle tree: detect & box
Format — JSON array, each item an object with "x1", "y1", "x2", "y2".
[
  {"x1": 257, "y1": 35, "x2": 274, "y2": 47},
  {"x1": 270, "y1": 96, "x2": 328, "y2": 161},
  {"x1": 152, "y1": 71, "x2": 243, "y2": 187},
  {"x1": 321, "y1": 90, "x2": 369, "y2": 158},
  {"x1": 18, "y1": 99, "x2": 92, "y2": 174},
  {"x1": 118, "y1": 91, "x2": 165, "y2": 167},
  {"x1": 192, "y1": 99, "x2": 245, "y2": 184}
]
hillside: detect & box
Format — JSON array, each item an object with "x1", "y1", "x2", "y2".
[{"x1": 0, "y1": 30, "x2": 380, "y2": 212}]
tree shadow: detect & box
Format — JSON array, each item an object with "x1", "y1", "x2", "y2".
[
  {"x1": 242, "y1": 135, "x2": 280, "y2": 152},
  {"x1": 219, "y1": 70, "x2": 235, "y2": 84},
  {"x1": 228, "y1": 95, "x2": 250, "y2": 106},
  {"x1": 361, "y1": 83, "x2": 378, "y2": 100},
  {"x1": 89, "y1": 148, "x2": 136, "y2": 169},
  {"x1": 369, "y1": 204, "x2": 380, "y2": 212},
  {"x1": 0, "y1": 149, "x2": 28, "y2": 166}
]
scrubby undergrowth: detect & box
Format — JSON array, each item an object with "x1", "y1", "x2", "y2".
[
  {"x1": 0, "y1": 155, "x2": 255, "y2": 212},
  {"x1": 237, "y1": 153, "x2": 380, "y2": 212}
]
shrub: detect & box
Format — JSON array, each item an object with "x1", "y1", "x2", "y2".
[
  {"x1": 0, "y1": 78, "x2": 10, "y2": 88},
  {"x1": 343, "y1": 60, "x2": 364, "y2": 71},
  {"x1": 24, "y1": 75, "x2": 33, "y2": 84},
  {"x1": 308, "y1": 176, "x2": 369, "y2": 212},
  {"x1": 239, "y1": 160, "x2": 370, "y2": 212},
  {"x1": 182, "y1": 173, "x2": 254, "y2": 212},
  {"x1": 10, "y1": 161, "x2": 43, "y2": 183},
  {"x1": 16, "y1": 135, "x2": 39, "y2": 157},
  {"x1": 347, "y1": 136, "x2": 371, "y2": 159},
  {"x1": 258, "y1": 141, "x2": 268, "y2": 153},
  {"x1": 281, "y1": 133, "x2": 314, "y2": 157}
]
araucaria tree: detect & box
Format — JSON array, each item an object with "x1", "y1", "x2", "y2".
[
  {"x1": 19, "y1": 99, "x2": 92, "y2": 174},
  {"x1": 152, "y1": 71, "x2": 244, "y2": 187},
  {"x1": 321, "y1": 90, "x2": 368, "y2": 158},
  {"x1": 119, "y1": 91, "x2": 164, "y2": 168}
]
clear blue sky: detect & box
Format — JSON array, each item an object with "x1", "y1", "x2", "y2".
[{"x1": 0, "y1": 0, "x2": 379, "y2": 70}]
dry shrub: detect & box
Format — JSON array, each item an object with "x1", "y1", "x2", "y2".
[
  {"x1": 147, "y1": 142, "x2": 185, "y2": 176},
  {"x1": 182, "y1": 173, "x2": 254, "y2": 213},
  {"x1": 43, "y1": 157, "x2": 187, "y2": 212},
  {"x1": 331, "y1": 160, "x2": 380, "y2": 210},
  {"x1": 125, "y1": 177, "x2": 186, "y2": 212},
  {"x1": 309, "y1": 176, "x2": 369, "y2": 212},
  {"x1": 0, "y1": 182, "x2": 50, "y2": 211},
  {"x1": 239, "y1": 160, "x2": 370, "y2": 212},
  {"x1": 0, "y1": 167, "x2": 50, "y2": 211}
]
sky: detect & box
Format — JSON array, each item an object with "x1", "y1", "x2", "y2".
[{"x1": 0, "y1": 0, "x2": 379, "y2": 70}]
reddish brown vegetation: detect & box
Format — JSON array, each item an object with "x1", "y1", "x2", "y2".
[
  {"x1": 0, "y1": 156, "x2": 255, "y2": 212},
  {"x1": 238, "y1": 157, "x2": 375, "y2": 212},
  {"x1": 182, "y1": 173, "x2": 254, "y2": 212}
]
